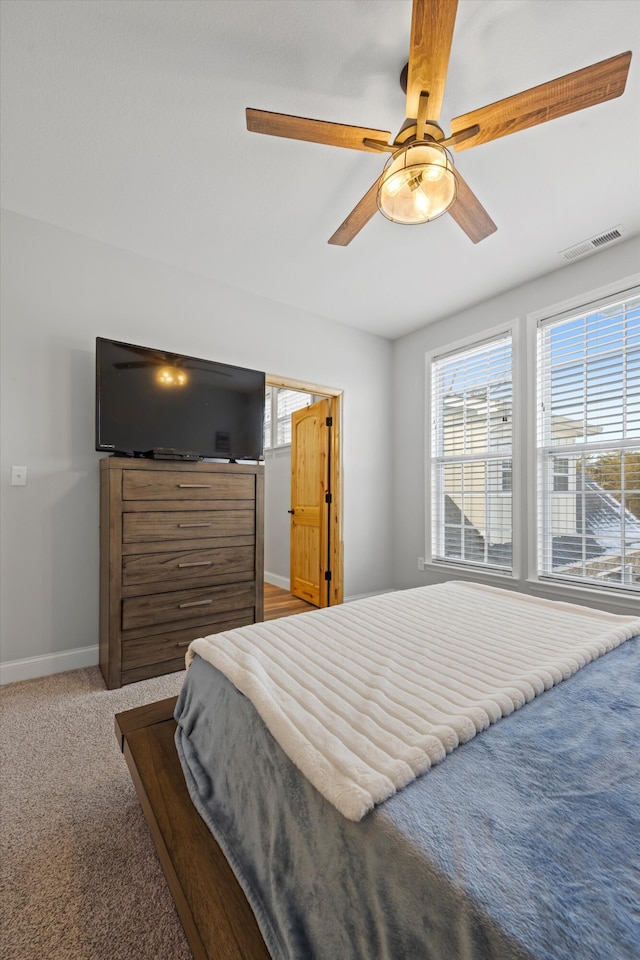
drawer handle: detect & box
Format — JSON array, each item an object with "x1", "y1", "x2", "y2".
[
  {"x1": 179, "y1": 598, "x2": 212, "y2": 608},
  {"x1": 178, "y1": 522, "x2": 212, "y2": 528},
  {"x1": 178, "y1": 484, "x2": 212, "y2": 489},
  {"x1": 178, "y1": 560, "x2": 213, "y2": 568}
]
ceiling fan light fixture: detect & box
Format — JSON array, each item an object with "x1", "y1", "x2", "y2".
[
  {"x1": 377, "y1": 140, "x2": 457, "y2": 225},
  {"x1": 156, "y1": 365, "x2": 188, "y2": 387}
]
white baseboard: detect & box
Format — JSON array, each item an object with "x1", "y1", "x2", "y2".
[
  {"x1": 345, "y1": 588, "x2": 396, "y2": 602},
  {"x1": 264, "y1": 571, "x2": 290, "y2": 590},
  {"x1": 0, "y1": 645, "x2": 99, "y2": 686},
  {"x1": 0, "y1": 588, "x2": 396, "y2": 685},
  {"x1": 264, "y1": 572, "x2": 395, "y2": 603}
]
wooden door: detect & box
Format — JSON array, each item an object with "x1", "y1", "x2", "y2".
[{"x1": 290, "y1": 398, "x2": 331, "y2": 607}]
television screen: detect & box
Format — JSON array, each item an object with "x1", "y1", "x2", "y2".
[{"x1": 95, "y1": 337, "x2": 265, "y2": 460}]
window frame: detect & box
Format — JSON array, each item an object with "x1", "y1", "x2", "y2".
[
  {"x1": 263, "y1": 386, "x2": 317, "y2": 451},
  {"x1": 525, "y1": 277, "x2": 640, "y2": 608},
  {"x1": 424, "y1": 321, "x2": 521, "y2": 580},
  {"x1": 421, "y1": 277, "x2": 639, "y2": 614},
  {"x1": 532, "y1": 283, "x2": 640, "y2": 595}
]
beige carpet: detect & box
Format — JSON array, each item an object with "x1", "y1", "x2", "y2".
[{"x1": 0, "y1": 666, "x2": 193, "y2": 960}]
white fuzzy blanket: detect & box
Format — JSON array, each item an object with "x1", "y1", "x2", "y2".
[{"x1": 187, "y1": 582, "x2": 640, "y2": 821}]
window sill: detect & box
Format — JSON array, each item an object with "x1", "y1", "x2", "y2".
[
  {"x1": 419, "y1": 563, "x2": 639, "y2": 616},
  {"x1": 526, "y1": 577, "x2": 640, "y2": 617},
  {"x1": 421, "y1": 560, "x2": 516, "y2": 587}
]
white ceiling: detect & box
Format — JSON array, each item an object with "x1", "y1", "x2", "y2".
[{"x1": 1, "y1": 0, "x2": 639, "y2": 339}]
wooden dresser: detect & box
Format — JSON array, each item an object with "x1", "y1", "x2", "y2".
[{"x1": 99, "y1": 457, "x2": 264, "y2": 689}]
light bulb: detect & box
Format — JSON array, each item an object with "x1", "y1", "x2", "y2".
[
  {"x1": 422, "y1": 164, "x2": 443, "y2": 182},
  {"x1": 414, "y1": 189, "x2": 430, "y2": 216},
  {"x1": 385, "y1": 169, "x2": 412, "y2": 197}
]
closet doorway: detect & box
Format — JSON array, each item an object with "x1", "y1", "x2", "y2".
[{"x1": 264, "y1": 375, "x2": 343, "y2": 607}]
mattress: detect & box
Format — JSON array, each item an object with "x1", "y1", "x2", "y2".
[{"x1": 174, "y1": 591, "x2": 640, "y2": 960}]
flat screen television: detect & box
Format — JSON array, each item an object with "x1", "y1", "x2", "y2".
[{"x1": 95, "y1": 337, "x2": 265, "y2": 461}]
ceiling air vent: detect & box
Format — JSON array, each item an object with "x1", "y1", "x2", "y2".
[{"x1": 560, "y1": 225, "x2": 626, "y2": 262}]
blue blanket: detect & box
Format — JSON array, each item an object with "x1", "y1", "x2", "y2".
[{"x1": 175, "y1": 636, "x2": 640, "y2": 960}]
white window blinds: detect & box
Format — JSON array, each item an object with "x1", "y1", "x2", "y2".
[
  {"x1": 431, "y1": 333, "x2": 513, "y2": 571},
  {"x1": 536, "y1": 290, "x2": 640, "y2": 591},
  {"x1": 276, "y1": 389, "x2": 313, "y2": 445}
]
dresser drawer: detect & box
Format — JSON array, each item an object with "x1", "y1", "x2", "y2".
[
  {"x1": 121, "y1": 658, "x2": 186, "y2": 686},
  {"x1": 122, "y1": 544, "x2": 256, "y2": 587},
  {"x1": 123, "y1": 470, "x2": 256, "y2": 502},
  {"x1": 121, "y1": 613, "x2": 255, "y2": 671},
  {"x1": 122, "y1": 581, "x2": 256, "y2": 631},
  {"x1": 123, "y1": 508, "x2": 255, "y2": 543}
]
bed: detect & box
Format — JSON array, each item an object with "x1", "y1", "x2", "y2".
[{"x1": 116, "y1": 582, "x2": 640, "y2": 960}]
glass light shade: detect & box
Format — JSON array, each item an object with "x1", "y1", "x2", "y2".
[{"x1": 377, "y1": 140, "x2": 457, "y2": 225}]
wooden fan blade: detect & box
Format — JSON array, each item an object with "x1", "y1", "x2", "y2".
[
  {"x1": 448, "y1": 170, "x2": 497, "y2": 243},
  {"x1": 246, "y1": 108, "x2": 392, "y2": 153},
  {"x1": 450, "y1": 51, "x2": 632, "y2": 152},
  {"x1": 328, "y1": 179, "x2": 380, "y2": 246},
  {"x1": 406, "y1": 0, "x2": 458, "y2": 122}
]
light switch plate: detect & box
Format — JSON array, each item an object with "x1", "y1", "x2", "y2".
[{"x1": 11, "y1": 466, "x2": 27, "y2": 486}]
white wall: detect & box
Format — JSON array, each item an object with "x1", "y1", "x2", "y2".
[
  {"x1": 0, "y1": 210, "x2": 394, "y2": 675},
  {"x1": 264, "y1": 446, "x2": 292, "y2": 586},
  {"x1": 392, "y1": 234, "x2": 640, "y2": 616}
]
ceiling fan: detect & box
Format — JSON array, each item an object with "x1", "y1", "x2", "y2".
[{"x1": 245, "y1": 0, "x2": 631, "y2": 246}]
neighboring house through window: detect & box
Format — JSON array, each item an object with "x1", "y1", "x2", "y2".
[
  {"x1": 552, "y1": 458, "x2": 570, "y2": 492},
  {"x1": 430, "y1": 332, "x2": 513, "y2": 572},
  {"x1": 536, "y1": 290, "x2": 640, "y2": 590}
]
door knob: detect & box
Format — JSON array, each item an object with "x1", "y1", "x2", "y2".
[{"x1": 288, "y1": 509, "x2": 295, "y2": 514}]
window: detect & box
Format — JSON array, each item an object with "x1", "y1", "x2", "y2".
[
  {"x1": 430, "y1": 332, "x2": 513, "y2": 572},
  {"x1": 553, "y1": 458, "x2": 570, "y2": 492},
  {"x1": 264, "y1": 387, "x2": 316, "y2": 449},
  {"x1": 536, "y1": 290, "x2": 640, "y2": 591},
  {"x1": 501, "y1": 462, "x2": 513, "y2": 493}
]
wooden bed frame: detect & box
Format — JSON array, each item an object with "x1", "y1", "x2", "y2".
[{"x1": 114, "y1": 698, "x2": 271, "y2": 960}]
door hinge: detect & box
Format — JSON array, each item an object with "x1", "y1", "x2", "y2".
[
  {"x1": 325, "y1": 492, "x2": 332, "y2": 504},
  {"x1": 324, "y1": 570, "x2": 332, "y2": 582},
  {"x1": 325, "y1": 416, "x2": 333, "y2": 427}
]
